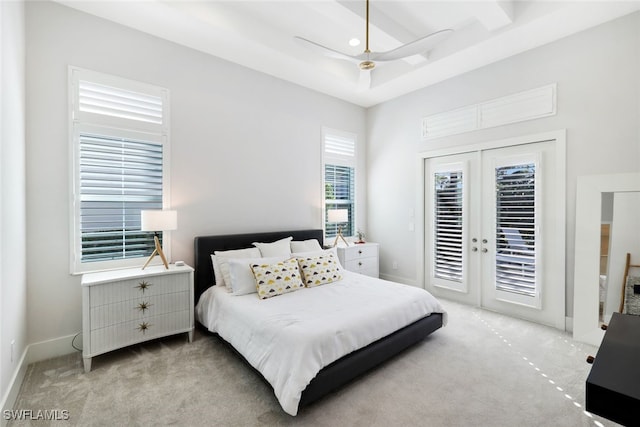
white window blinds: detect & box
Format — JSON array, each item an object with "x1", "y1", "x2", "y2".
[
  {"x1": 70, "y1": 67, "x2": 169, "y2": 273},
  {"x1": 79, "y1": 134, "x2": 163, "y2": 263},
  {"x1": 495, "y1": 163, "x2": 537, "y2": 297},
  {"x1": 433, "y1": 170, "x2": 464, "y2": 282},
  {"x1": 324, "y1": 133, "x2": 356, "y2": 166},
  {"x1": 323, "y1": 129, "x2": 356, "y2": 238},
  {"x1": 78, "y1": 80, "x2": 163, "y2": 125}
]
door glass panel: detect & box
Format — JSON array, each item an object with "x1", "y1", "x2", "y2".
[
  {"x1": 434, "y1": 171, "x2": 464, "y2": 283},
  {"x1": 495, "y1": 163, "x2": 536, "y2": 297}
]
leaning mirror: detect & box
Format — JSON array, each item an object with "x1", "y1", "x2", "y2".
[{"x1": 573, "y1": 172, "x2": 640, "y2": 346}]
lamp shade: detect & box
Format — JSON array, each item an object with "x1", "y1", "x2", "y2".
[
  {"x1": 140, "y1": 210, "x2": 177, "y2": 232},
  {"x1": 327, "y1": 209, "x2": 348, "y2": 223}
]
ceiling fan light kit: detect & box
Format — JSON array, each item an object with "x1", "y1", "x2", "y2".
[
  {"x1": 359, "y1": 59, "x2": 375, "y2": 70},
  {"x1": 295, "y1": 0, "x2": 453, "y2": 80}
]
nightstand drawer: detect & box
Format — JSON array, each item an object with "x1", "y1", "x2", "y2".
[
  {"x1": 89, "y1": 273, "x2": 189, "y2": 307},
  {"x1": 344, "y1": 256, "x2": 378, "y2": 273},
  {"x1": 342, "y1": 245, "x2": 378, "y2": 261},
  {"x1": 90, "y1": 291, "x2": 190, "y2": 329},
  {"x1": 90, "y1": 309, "x2": 191, "y2": 356}
]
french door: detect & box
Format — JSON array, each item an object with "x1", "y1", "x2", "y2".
[{"x1": 425, "y1": 139, "x2": 565, "y2": 328}]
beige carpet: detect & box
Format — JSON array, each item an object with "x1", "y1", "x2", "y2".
[{"x1": 10, "y1": 300, "x2": 618, "y2": 426}]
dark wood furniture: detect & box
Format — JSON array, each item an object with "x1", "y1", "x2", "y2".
[
  {"x1": 193, "y1": 229, "x2": 444, "y2": 409},
  {"x1": 586, "y1": 312, "x2": 640, "y2": 426}
]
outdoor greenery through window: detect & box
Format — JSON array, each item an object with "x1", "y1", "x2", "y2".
[
  {"x1": 323, "y1": 129, "x2": 356, "y2": 239},
  {"x1": 70, "y1": 67, "x2": 169, "y2": 273}
]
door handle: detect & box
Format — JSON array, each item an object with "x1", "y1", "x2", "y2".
[
  {"x1": 472, "y1": 247, "x2": 478, "y2": 252},
  {"x1": 482, "y1": 248, "x2": 488, "y2": 253}
]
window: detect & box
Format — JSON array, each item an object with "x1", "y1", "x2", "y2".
[
  {"x1": 69, "y1": 67, "x2": 170, "y2": 273},
  {"x1": 433, "y1": 170, "x2": 464, "y2": 283},
  {"x1": 495, "y1": 162, "x2": 537, "y2": 297},
  {"x1": 322, "y1": 128, "x2": 356, "y2": 239}
]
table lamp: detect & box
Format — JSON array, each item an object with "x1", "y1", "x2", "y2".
[
  {"x1": 328, "y1": 208, "x2": 349, "y2": 247},
  {"x1": 140, "y1": 209, "x2": 177, "y2": 269}
]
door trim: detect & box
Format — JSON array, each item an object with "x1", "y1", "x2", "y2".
[{"x1": 416, "y1": 129, "x2": 567, "y2": 330}]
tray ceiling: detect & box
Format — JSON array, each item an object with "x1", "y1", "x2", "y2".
[{"x1": 56, "y1": 0, "x2": 640, "y2": 107}]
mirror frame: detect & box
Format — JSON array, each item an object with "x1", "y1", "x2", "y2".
[{"x1": 573, "y1": 172, "x2": 640, "y2": 346}]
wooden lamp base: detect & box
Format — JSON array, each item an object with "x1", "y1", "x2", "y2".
[
  {"x1": 142, "y1": 234, "x2": 169, "y2": 270},
  {"x1": 332, "y1": 226, "x2": 349, "y2": 247}
]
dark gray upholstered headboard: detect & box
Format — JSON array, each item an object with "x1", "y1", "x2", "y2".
[{"x1": 193, "y1": 229, "x2": 324, "y2": 304}]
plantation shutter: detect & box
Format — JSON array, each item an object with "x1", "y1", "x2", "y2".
[
  {"x1": 495, "y1": 163, "x2": 537, "y2": 296},
  {"x1": 433, "y1": 170, "x2": 464, "y2": 282},
  {"x1": 323, "y1": 130, "x2": 356, "y2": 238},
  {"x1": 79, "y1": 134, "x2": 163, "y2": 262},
  {"x1": 71, "y1": 67, "x2": 169, "y2": 273},
  {"x1": 78, "y1": 80, "x2": 163, "y2": 125},
  {"x1": 324, "y1": 133, "x2": 355, "y2": 166}
]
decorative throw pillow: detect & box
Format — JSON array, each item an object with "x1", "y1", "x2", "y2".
[
  {"x1": 250, "y1": 257, "x2": 304, "y2": 299},
  {"x1": 290, "y1": 239, "x2": 322, "y2": 254},
  {"x1": 227, "y1": 256, "x2": 288, "y2": 296},
  {"x1": 297, "y1": 253, "x2": 343, "y2": 287},
  {"x1": 253, "y1": 236, "x2": 293, "y2": 257},
  {"x1": 213, "y1": 247, "x2": 261, "y2": 287},
  {"x1": 293, "y1": 247, "x2": 342, "y2": 268}
]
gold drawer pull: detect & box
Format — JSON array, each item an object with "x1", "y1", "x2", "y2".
[
  {"x1": 137, "y1": 322, "x2": 151, "y2": 334},
  {"x1": 136, "y1": 301, "x2": 152, "y2": 314},
  {"x1": 135, "y1": 281, "x2": 152, "y2": 293}
]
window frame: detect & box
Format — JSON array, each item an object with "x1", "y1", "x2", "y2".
[
  {"x1": 69, "y1": 67, "x2": 171, "y2": 274},
  {"x1": 322, "y1": 127, "x2": 357, "y2": 241}
]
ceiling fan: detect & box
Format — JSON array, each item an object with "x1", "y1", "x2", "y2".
[{"x1": 294, "y1": 0, "x2": 453, "y2": 87}]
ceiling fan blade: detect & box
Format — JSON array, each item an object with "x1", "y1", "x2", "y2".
[
  {"x1": 371, "y1": 29, "x2": 453, "y2": 62},
  {"x1": 293, "y1": 36, "x2": 359, "y2": 63},
  {"x1": 357, "y1": 68, "x2": 371, "y2": 92}
]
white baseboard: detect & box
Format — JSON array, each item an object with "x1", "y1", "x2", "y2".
[
  {"x1": 0, "y1": 348, "x2": 28, "y2": 427},
  {"x1": 379, "y1": 273, "x2": 417, "y2": 287},
  {"x1": 26, "y1": 333, "x2": 79, "y2": 365},
  {"x1": 0, "y1": 334, "x2": 78, "y2": 426}
]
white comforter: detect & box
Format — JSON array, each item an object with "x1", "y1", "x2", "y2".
[{"x1": 196, "y1": 271, "x2": 447, "y2": 415}]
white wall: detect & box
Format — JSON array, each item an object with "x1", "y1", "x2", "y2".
[
  {"x1": 25, "y1": 2, "x2": 365, "y2": 353},
  {"x1": 367, "y1": 12, "x2": 640, "y2": 319},
  {"x1": 1, "y1": 0, "x2": 27, "y2": 412}
]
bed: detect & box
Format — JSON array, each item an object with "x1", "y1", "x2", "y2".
[{"x1": 194, "y1": 229, "x2": 446, "y2": 415}]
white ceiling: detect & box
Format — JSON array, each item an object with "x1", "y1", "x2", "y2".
[{"x1": 56, "y1": 0, "x2": 640, "y2": 107}]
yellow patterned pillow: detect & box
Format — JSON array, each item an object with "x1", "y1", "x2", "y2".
[
  {"x1": 297, "y1": 253, "x2": 343, "y2": 287},
  {"x1": 250, "y1": 257, "x2": 304, "y2": 299}
]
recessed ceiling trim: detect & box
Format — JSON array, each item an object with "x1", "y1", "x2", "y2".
[{"x1": 54, "y1": 1, "x2": 640, "y2": 108}]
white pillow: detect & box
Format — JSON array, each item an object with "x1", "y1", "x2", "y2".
[
  {"x1": 213, "y1": 247, "x2": 261, "y2": 287},
  {"x1": 210, "y1": 254, "x2": 226, "y2": 289},
  {"x1": 227, "y1": 256, "x2": 288, "y2": 295},
  {"x1": 290, "y1": 239, "x2": 322, "y2": 253},
  {"x1": 252, "y1": 236, "x2": 293, "y2": 257}
]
